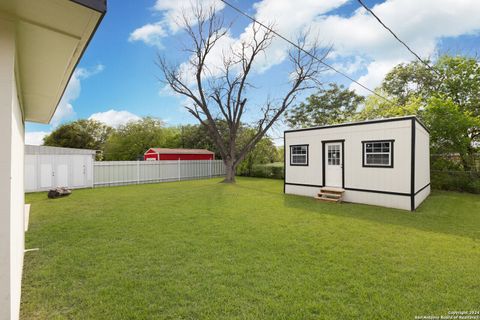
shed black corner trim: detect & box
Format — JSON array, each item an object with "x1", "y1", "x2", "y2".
[{"x1": 410, "y1": 118, "x2": 416, "y2": 211}]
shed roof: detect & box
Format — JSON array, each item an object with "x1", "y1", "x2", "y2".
[
  {"x1": 25, "y1": 145, "x2": 97, "y2": 155},
  {"x1": 284, "y1": 115, "x2": 429, "y2": 134},
  {"x1": 147, "y1": 148, "x2": 214, "y2": 155}
]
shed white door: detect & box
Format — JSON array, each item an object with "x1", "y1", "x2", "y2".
[
  {"x1": 325, "y1": 142, "x2": 343, "y2": 188},
  {"x1": 39, "y1": 155, "x2": 54, "y2": 189},
  {"x1": 54, "y1": 155, "x2": 69, "y2": 187},
  {"x1": 72, "y1": 155, "x2": 87, "y2": 187}
]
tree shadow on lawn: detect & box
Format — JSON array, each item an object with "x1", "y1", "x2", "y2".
[{"x1": 281, "y1": 191, "x2": 480, "y2": 241}]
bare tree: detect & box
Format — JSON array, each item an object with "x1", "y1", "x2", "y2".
[{"x1": 158, "y1": 5, "x2": 329, "y2": 182}]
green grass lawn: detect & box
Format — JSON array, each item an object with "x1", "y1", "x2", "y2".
[{"x1": 22, "y1": 177, "x2": 480, "y2": 319}]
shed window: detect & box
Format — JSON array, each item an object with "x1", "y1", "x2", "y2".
[
  {"x1": 363, "y1": 140, "x2": 394, "y2": 167},
  {"x1": 290, "y1": 145, "x2": 308, "y2": 166}
]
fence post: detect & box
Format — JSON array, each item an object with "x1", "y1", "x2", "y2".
[
  {"x1": 178, "y1": 159, "x2": 181, "y2": 181},
  {"x1": 209, "y1": 159, "x2": 212, "y2": 178},
  {"x1": 137, "y1": 160, "x2": 140, "y2": 184}
]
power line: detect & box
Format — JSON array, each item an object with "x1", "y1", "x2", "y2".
[
  {"x1": 356, "y1": 0, "x2": 439, "y2": 75},
  {"x1": 219, "y1": 0, "x2": 394, "y2": 104}
]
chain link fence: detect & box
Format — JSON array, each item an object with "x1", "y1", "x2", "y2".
[
  {"x1": 431, "y1": 153, "x2": 480, "y2": 193},
  {"x1": 239, "y1": 154, "x2": 480, "y2": 194}
]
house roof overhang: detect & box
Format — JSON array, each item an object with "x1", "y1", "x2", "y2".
[{"x1": 0, "y1": 0, "x2": 106, "y2": 124}]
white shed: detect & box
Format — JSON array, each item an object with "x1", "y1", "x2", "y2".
[
  {"x1": 284, "y1": 116, "x2": 430, "y2": 211},
  {"x1": 25, "y1": 145, "x2": 96, "y2": 192}
]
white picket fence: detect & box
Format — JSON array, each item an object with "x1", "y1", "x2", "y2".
[{"x1": 93, "y1": 160, "x2": 225, "y2": 187}]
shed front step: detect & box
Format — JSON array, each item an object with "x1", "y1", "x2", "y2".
[
  {"x1": 317, "y1": 192, "x2": 342, "y2": 199},
  {"x1": 316, "y1": 186, "x2": 345, "y2": 203},
  {"x1": 314, "y1": 196, "x2": 341, "y2": 203},
  {"x1": 320, "y1": 186, "x2": 345, "y2": 194}
]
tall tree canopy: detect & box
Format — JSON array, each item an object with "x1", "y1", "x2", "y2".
[
  {"x1": 355, "y1": 90, "x2": 421, "y2": 121},
  {"x1": 285, "y1": 83, "x2": 364, "y2": 128},
  {"x1": 43, "y1": 119, "x2": 112, "y2": 157},
  {"x1": 103, "y1": 117, "x2": 176, "y2": 160},
  {"x1": 381, "y1": 55, "x2": 480, "y2": 119},
  {"x1": 158, "y1": 5, "x2": 328, "y2": 182},
  {"x1": 380, "y1": 55, "x2": 480, "y2": 162},
  {"x1": 423, "y1": 96, "x2": 480, "y2": 170}
]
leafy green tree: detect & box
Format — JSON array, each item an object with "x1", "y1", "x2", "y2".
[
  {"x1": 381, "y1": 55, "x2": 480, "y2": 143},
  {"x1": 237, "y1": 129, "x2": 277, "y2": 176},
  {"x1": 423, "y1": 96, "x2": 480, "y2": 170},
  {"x1": 103, "y1": 117, "x2": 175, "y2": 160},
  {"x1": 355, "y1": 90, "x2": 422, "y2": 121},
  {"x1": 435, "y1": 56, "x2": 480, "y2": 118},
  {"x1": 274, "y1": 146, "x2": 284, "y2": 163},
  {"x1": 43, "y1": 119, "x2": 112, "y2": 159},
  {"x1": 177, "y1": 124, "x2": 221, "y2": 158},
  {"x1": 381, "y1": 60, "x2": 437, "y2": 106},
  {"x1": 285, "y1": 83, "x2": 364, "y2": 128}
]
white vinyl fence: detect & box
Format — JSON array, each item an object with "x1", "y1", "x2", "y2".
[{"x1": 94, "y1": 160, "x2": 225, "y2": 187}]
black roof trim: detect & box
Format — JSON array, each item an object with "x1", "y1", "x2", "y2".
[
  {"x1": 70, "y1": 0, "x2": 106, "y2": 13},
  {"x1": 285, "y1": 116, "x2": 430, "y2": 134}
]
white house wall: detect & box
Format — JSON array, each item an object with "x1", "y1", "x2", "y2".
[
  {"x1": 10, "y1": 72, "x2": 24, "y2": 320},
  {"x1": 0, "y1": 16, "x2": 25, "y2": 320}
]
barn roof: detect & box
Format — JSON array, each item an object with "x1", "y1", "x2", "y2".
[{"x1": 147, "y1": 148, "x2": 215, "y2": 155}]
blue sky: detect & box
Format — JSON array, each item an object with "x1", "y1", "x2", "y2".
[{"x1": 25, "y1": 0, "x2": 480, "y2": 145}]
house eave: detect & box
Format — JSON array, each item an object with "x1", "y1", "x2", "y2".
[{"x1": 0, "y1": 0, "x2": 106, "y2": 124}]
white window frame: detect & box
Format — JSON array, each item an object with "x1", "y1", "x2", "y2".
[{"x1": 362, "y1": 140, "x2": 394, "y2": 168}]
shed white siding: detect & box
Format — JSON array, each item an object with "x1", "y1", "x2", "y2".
[
  {"x1": 285, "y1": 117, "x2": 430, "y2": 211},
  {"x1": 414, "y1": 123, "x2": 431, "y2": 209},
  {"x1": 25, "y1": 146, "x2": 95, "y2": 192}
]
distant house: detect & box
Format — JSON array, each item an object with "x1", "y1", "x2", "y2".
[
  {"x1": 144, "y1": 148, "x2": 215, "y2": 161},
  {"x1": 284, "y1": 116, "x2": 430, "y2": 211}
]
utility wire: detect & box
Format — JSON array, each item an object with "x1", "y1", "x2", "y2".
[
  {"x1": 220, "y1": 0, "x2": 394, "y2": 104},
  {"x1": 356, "y1": 0, "x2": 439, "y2": 75}
]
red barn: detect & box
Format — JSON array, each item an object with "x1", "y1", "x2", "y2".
[{"x1": 144, "y1": 148, "x2": 215, "y2": 161}]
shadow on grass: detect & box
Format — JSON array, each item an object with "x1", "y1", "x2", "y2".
[{"x1": 281, "y1": 191, "x2": 480, "y2": 241}]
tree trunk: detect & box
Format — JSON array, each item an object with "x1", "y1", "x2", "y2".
[{"x1": 222, "y1": 160, "x2": 236, "y2": 183}]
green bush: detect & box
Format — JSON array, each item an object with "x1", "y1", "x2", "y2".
[
  {"x1": 239, "y1": 163, "x2": 284, "y2": 179},
  {"x1": 431, "y1": 170, "x2": 480, "y2": 194}
]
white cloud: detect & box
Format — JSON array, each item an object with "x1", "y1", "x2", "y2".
[
  {"x1": 51, "y1": 64, "x2": 104, "y2": 127},
  {"x1": 153, "y1": 0, "x2": 225, "y2": 33},
  {"x1": 88, "y1": 109, "x2": 141, "y2": 128},
  {"x1": 170, "y1": 0, "x2": 348, "y2": 88},
  {"x1": 309, "y1": 0, "x2": 480, "y2": 93},
  {"x1": 128, "y1": 23, "x2": 167, "y2": 48},
  {"x1": 137, "y1": 0, "x2": 480, "y2": 97},
  {"x1": 129, "y1": 0, "x2": 225, "y2": 47},
  {"x1": 25, "y1": 131, "x2": 50, "y2": 146}
]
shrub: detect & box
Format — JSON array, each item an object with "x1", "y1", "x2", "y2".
[
  {"x1": 238, "y1": 163, "x2": 284, "y2": 179},
  {"x1": 431, "y1": 170, "x2": 480, "y2": 194}
]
